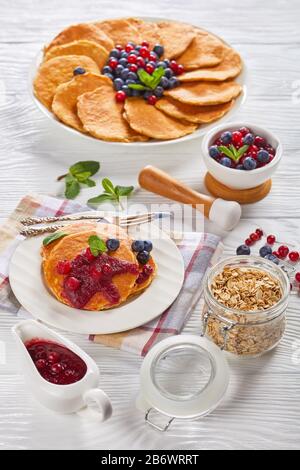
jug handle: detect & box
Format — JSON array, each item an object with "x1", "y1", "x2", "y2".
[{"x1": 78, "y1": 388, "x2": 113, "y2": 422}]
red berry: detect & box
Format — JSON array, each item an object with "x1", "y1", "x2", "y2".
[
  {"x1": 84, "y1": 247, "x2": 96, "y2": 262},
  {"x1": 128, "y1": 54, "x2": 137, "y2": 64},
  {"x1": 245, "y1": 238, "x2": 253, "y2": 246},
  {"x1": 125, "y1": 43, "x2": 134, "y2": 53},
  {"x1": 115, "y1": 44, "x2": 123, "y2": 51},
  {"x1": 143, "y1": 264, "x2": 153, "y2": 276},
  {"x1": 108, "y1": 58, "x2": 118, "y2": 69},
  {"x1": 48, "y1": 351, "x2": 60, "y2": 363},
  {"x1": 57, "y1": 260, "x2": 71, "y2": 275},
  {"x1": 51, "y1": 363, "x2": 63, "y2": 375},
  {"x1": 35, "y1": 359, "x2": 46, "y2": 370},
  {"x1": 278, "y1": 245, "x2": 289, "y2": 258},
  {"x1": 295, "y1": 272, "x2": 300, "y2": 283},
  {"x1": 139, "y1": 46, "x2": 150, "y2": 58},
  {"x1": 136, "y1": 56, "x2": 145, "y2": 68},
  {"x1": 266, "y1": 145, "x2": 275, "y2": 155},
  {"x1": 255, "y1": 228, "x2": 263, "y2": 238},
  {"x1": 129, "y1": 63, "x2": 138, "y2": 73},
  {"x1": 254, "y1": 135, "x2": 266, "y2": 147},
  {"x1": 170, "y1": 60, "x2": 178, "y2": 73},
  {"x1": 250, "y1": 232, "x2": 259, "y2": 242},
  {"x1": 90, "y1": 265, "x2": 102, "y2": 280},
  {"x1": 248, "y1": 144, "x2": 259, "y2": 157},
  {"x1": 147, "y1": 95, "x2": 157, "y2": 105},
  {"x1": 289, "y1": 251, "x2": 300, "y2": 262},
  {"x1": 267, "y1": 235, "x2": 276, "y2": 245},
  {"x1": 115, "y1": 90, "x2": 126, "y2": 102},
  {"x1": 149, "y1": 52, "x2": 158, "y2": 62},
  {"x1": 232, "y1": 131, "x2": 243, "y2": 147},
  {"x1": 145, "y1": 63, "x2": 155, "y2": 74},
  {"x1": 176, "y1": 64, "x2": 184, "y2": 75},
  {"x1": 65, "y1": 276, "x2": 81, "y2": 291},
  {"x1": 102, "y1": 263, "x2": 113, "y2": 277},
  {"x1": 141, "y1": 40, "x2": 149, "y2": 48},
  {"x1": 239, "y1": 127, "x2": 250, "y2": 136}
]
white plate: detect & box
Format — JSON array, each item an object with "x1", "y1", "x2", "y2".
[
  {"x1": 9, "y1": 224, "x2": 184, "y2": 334},
  {"x1": 29, "y1": 16, "x2": 248, "y2": 147}
]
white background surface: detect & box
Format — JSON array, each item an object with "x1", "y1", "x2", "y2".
[{"x1": 0, "y1": 0, "x2": 300, "y2": 450}]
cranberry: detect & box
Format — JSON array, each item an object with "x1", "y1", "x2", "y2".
[
  {"x1": 84, "y1": 247, "x2": 96, "y2": 262},
  {"x1": 139, "y1": 46, "x2": 150, "y2": 58},
  {"x1": 50, "y1": 363, "x2": 63, "y2": 375},
  {"x1": 141, "y1": 40, "x2": 149, "y2": 48},
  {"x1": 273, "y1": 251, "x2": 280, "y2": 257},
  {"x1": 266, "y1": 145, "x2": 275, "y2": 155},
  {"x1": 245, "y1": 238, "x2": 253, "y2": 246},
  {"x1": 255, "y1": 228, "x2": 263, "y2": 238},
  {"x1": 248, "y1": 145, "x2": 259, "y2": 157},
  {"x1": 108, "y1": 58, "x2": 118, "y2": 69},
  {"x1": 289, "y1": 251, "x2": 300, "y2": 262},
  {"x1": 125, "y1": 43, "x2": 134, "y2": 53},
  {"x1": 115, "y1": 90, "x2": 126, "y2": 103},
  {"x1": 232, "y1": 131, "x2": 243, "y2": 147},
  {"x1": 267, "y1": 234, "x2": 276, "y2": 245},
  {"x1": 128, "y1": 54, "x2": 137, "y2": 64},
  {"x1": 56, "y1": 260, "x2": 71, "y2": 275},
  {"x1": 170, "y1": 60, "x2": 178, "y2": 73},
  {"x1": 176, "y1": 64, "x2": 184, "y2": 75},
  {"x1": 149, "y1": 52, "x2": 157, "y2": 62},
  {"x1": 90, "y1": 265, "x2": 102, "y2": 280},
  {"x1": 136, "y1": 56, "x2": 146, "y2": 68},
  {"x1": 295, "y1": 272, "x2": 300, "y2": 283},
  {"x1": 115, "y1": 44, "x2": 123, "y2": 51},
  {"x1": 143, "y1": 264, "x2": 153, "y2": 276},
  {"x1": 35, "y1": 359, "x2": 46, "y2": 370},
  {"x1": 254, "y1": 135, "x2": 266, "y2": 147},
  {"x1": 278, "y1": 245, "x2": 289, "y2": 258},
  {"x1": 250, "y1": 232, "x2": 259, "y2": 242},
  {"x1": 147, "y1": 95, "x2": 157, "y2": 105},
  {"x1": 145, "y1": 63, "x2": 155, "y2": 74},
  {"x1": 102, "y1": 263, "x2": 113, "y2": 277},
  {"x1": 35, "y1": 350, "x2": 46, "y2": 360},
  {"x1": 48, "y1": 351, "x2": 60, "y2": 363},
  {"x1": 239, "y1": 127, "x2": 250, "y2": 136},
  {"x1": 65, "y1": 276, "x2": 81, "y2": 291},
  {"x1": 129, "y1": 63, "x2": 138, "y2": 73}
]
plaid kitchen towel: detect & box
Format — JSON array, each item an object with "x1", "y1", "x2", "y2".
[{"x1": 0, "y1": 194, "x2": 222, "y2": 356}]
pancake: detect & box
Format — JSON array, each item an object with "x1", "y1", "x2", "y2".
[
  {"x1": 130, "y1": 257, "x2": 157, "y2": 296},
  {"x1": 124, "y1": 98, "x2": 197, "y2": 140},
  {"x1": 43, "y1": 227, "x2": 139, "y2": 311},
  {"x1": 94, "y1": 18, "x2": 140, "y2": 45},
  {"x1": 125, "y1": 18, "x2": 161, "y2": 48},
  {"x1": 156, "y1": 21, "x2": 196, "y2": 58},
  {"x1": 52, "y1": 73, "x2": 111, "y2": 131},
  {"x1": 155, "y1": 97, "x2": 234, "y2": 124},
  {"x1": 179, "y1": 47, "x2": 242, "y2": 82},
  {"x1": 44, "y1": 40, "x2": 109, "y2": 69},
  {"x1": 165, "y1": 80, "x2": 242, "y2": 106},
  {"x1": 177, "y1": 31, "x2": 225, "y2": 70},
  {"x1": 44, "y1": 23, "x2": 113, "y2": 53},
  {"x1": 77, "y1": 85, "x2": 148, "y2": 142},
  {"x1": 33, "y1": 55, "x2": 100, "y2": 109}
]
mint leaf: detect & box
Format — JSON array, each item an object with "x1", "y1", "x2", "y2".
[
  {"x1": 151, "y1": 67, "x2": 165, "y2": 89},
  {"x1": 137, "y1": 69, "x2": 155, "y2": 88},
  {"x1": 82, "y1": 178, "x2": 96, "y2": 187},
  {"x1": 128, "y1": 83, "x2": 148, "y2": 91},
  {"x1": 102, "y1": 178, "x2": 116, "y2": 195},
  {"x1": 65, "y1": 174, "x2": 80, "y2": 199},
  {"x1": 75, "y1": 171, "x2": 92, "y2": 182},
  {"x1": 88, "y1": 235, "x2": 107, "y2": 256},
  {"x1": 43, "y1": 232, "x2": 67, "y2": 246},
  {"x1": 115, "y1": 185, "x2": 134, "y2": 197},
  {"x1": 236, "y1": 144, "x2": 249, "y2": 159},
  {"x1": 70, "y1": 161, "x2": 100, "y2": 178},
  {"x1": 218, "y1": 146, "x2": 235, "y2": 159},
  {"x1": 88, "y1": 194, "x2": 114, "y2": 205}
]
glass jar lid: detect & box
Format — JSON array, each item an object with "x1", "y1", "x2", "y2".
[{"x1": 139, "y1": 335, "x2": 230, "y2": 420}]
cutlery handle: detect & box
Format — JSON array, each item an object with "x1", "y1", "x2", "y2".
[
  {"x1": 20, "y1": 224, "x2": 65, "y2": 237},
  {"x1": 138, "y1": 166, "x2": 241, "y2": 231},
  {"x1": 20, "y1": 214, "x2": 103, "y2": 226}
]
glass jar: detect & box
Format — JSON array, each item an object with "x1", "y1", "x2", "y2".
[{"x1": 202, "y1": 256, "x2": 290, "y2": 357}]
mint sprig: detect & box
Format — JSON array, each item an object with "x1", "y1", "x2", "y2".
[
  {"x1": 88, "y1": 235, "x2": 107, "y2": 256},
  {"x1": 88, "y1": 177, "x2": 134, "y2": 207},
  {"x1": 218, "y1": 144, "x2": 249, "y2": 162},
  {"x1": 134, "y1": 66, "x2": 165, "y2": 91},
  {"x1": 43, "y1": 232, "x2": 67, "y2": 246},
  {"x1": 57, "y1": 161, "x2": 100, "y2": 199}
]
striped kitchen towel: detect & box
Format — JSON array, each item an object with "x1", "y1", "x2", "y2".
[{"x1": 0, "y1": 194, "x2": 222, "y2": 356}]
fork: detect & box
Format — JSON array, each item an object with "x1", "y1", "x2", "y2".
[{"x1": 19, "y1": 212, "x2": 170, "y2": 237}]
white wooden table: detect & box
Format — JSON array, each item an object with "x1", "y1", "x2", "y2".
[{"x1": 1, "y1": 0, "x2": 300, "y2": 450}]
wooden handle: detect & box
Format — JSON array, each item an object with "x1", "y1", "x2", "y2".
[{"x1": 138, "y1": 166, "x2": 215, "y2": 218}]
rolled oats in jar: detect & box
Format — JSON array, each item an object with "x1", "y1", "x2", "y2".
[{"x1": 202, "y1": 256, "x2": 290, "y2": 357}]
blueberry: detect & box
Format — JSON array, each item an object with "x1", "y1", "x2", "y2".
[
  {"x1": 264, "y1": 254, "x2": 280, "y2": 265},
  {"x1": 243, "y1": 133, "x2": 254, "y2": 145},
  {"x1": 109, "y1": 48, "x2": 120, "y2": 58},
  {"x1": 160, "y1": 76, "x2": 169, "y2": 89},
  {"x1": 220, "y1": 131, "x2": 232, "y2": 144},
  {"x1": 209, "y1": 145, "x2": 220, "y2": 159},
  {"x1": 148, "y1": 61, "x2": 156, "y2": 68},
  {"x1": 132, "y1": 240, "x2": 145, "y2": 252},
  {"x1": 127, "y1": 71, "x2": 137, "y2": 81},
  {"x1": 164, "y1": 67, "x2": 174, "y2": 78},
  {"x1": 119, "y1": 58, "x2": 128, "y2": 67},
  {"x1": 164, "y1": 59, "x2": 170, "y2": 66},
  {"x1": 102, "y1": 65, "x2": 113, "y2": 75},
  {"x1": 157, "y1": 61, "x2": 167, "y2": 69},
  {"x1": 113, "y1": 78, "x2": 124, "y2": 91},
  {"x1": 73, "y1": 67, "x2": 86, "y2": 76},
  {"x1": 169, "y1": 77, "x2": 180, "y2": 88},
  {"x1": 153, "y1": 44, "x2": 164, "y2": 57},
  {"x1": 104, "y1": 73, "x2": 114, "y2": 81},
  {"x1": 106, "y1": 238, "x2": 120, "y2": 251},
  {"x1": 143, "y1": 240, "x2": 153, "y2": 252},
  {"x1": 121, "y1": 85, "x2": 132, "y2": 96},
  {"x1": 135, "y1": 45, "x2": 142, "y2": 51},
  {"x1": 143, "y1": 90, "x2": 153, "y2": 99},
  {"x1": 121, "y1": 51, "x2": 128, "y2": 58},
  {"x1": 120, "y1": 68, "x2": 130, "y2": 80},
  {"x1": 257, "y1": 149, "x2": 270, "y2": 163},
  {"x1": 154, "y1": 86, "x2": 164, "y2": 98},
  {"x1": 243, "y1": 157, "x2": 257, "y2": 170},
  {"x1": 129, "y1": 50, "x2": 139, "y2": 56},
  {"x1": 236, "y1": 164, "x2": 245, "y2": 170},
  {"x1": 220, "y1": 157, "x2": 232, "y2": 168},
  {"x1": 259, "y1": 245, "x2": 272, "y2": 258},
  {"x1": 126, "y1": 79, "x2": 136, "y2": 85},
  {"x1": 137, "y1": 250, "x2": 150, "y2": 265},
  {"x1": 115, "y1": 64, "x2": 124, "y2": 76},
  {"x1": 236, "y1": 244, "x2": 251, "y2": 255},
  {"x1": 131, "y1": 89, "x2": 142, "y2": 97}
]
